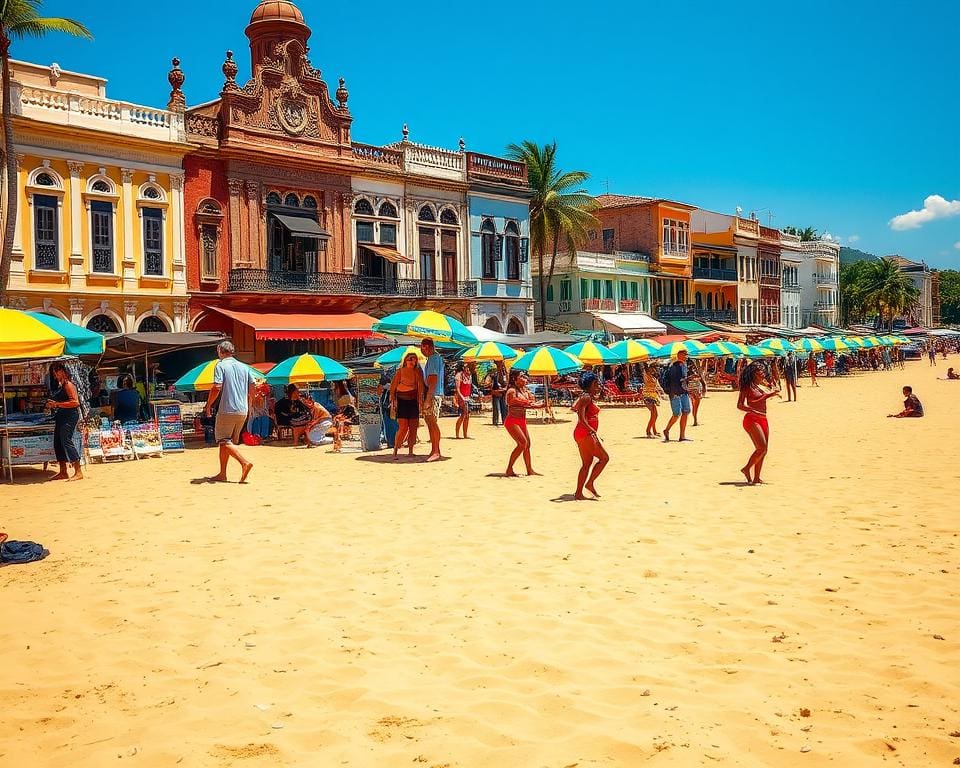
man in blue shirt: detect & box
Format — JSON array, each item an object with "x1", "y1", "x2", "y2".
[
  {"x1": 662, "y1": 348, "x2": 692, "y2": 442},
  {"x1": 420, "y1": 337, "x2": 444, "y2": 462},
  {"x1": 205, "y1": 340, "x2": 256, "y2": 482}
]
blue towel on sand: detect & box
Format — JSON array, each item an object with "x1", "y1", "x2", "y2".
[{"x1": 0, "y1": 540, "x2": 48, "y2": 565}]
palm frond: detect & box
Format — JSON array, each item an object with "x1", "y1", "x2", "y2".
[{"x1": 8, "y1": 16, "x2": 93, "y2": 40}]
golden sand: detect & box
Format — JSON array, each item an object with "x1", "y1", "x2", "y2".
[{"x1": 1, "y1": 359, "x2": 958, "y2": 767}]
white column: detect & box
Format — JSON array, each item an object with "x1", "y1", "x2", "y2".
[
  {"x1": 67, "y1": 161, "x2": 85, "y2": 288},
  {"x1": 69, "y1": 297, "x2": 84, "y2": 325},
  {"x1": 123, "y1": 300, "x2": 138, "y2": 333},
  {"x1": 170, "y1": 172, "x2": 186, "y2": 290},
  {"x1": 121, "y1": 168, "x2": 135, "y2": 265}
]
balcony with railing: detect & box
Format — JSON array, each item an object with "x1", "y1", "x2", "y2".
[
  {"x1": 466, "y1": 152, "x2": 528, "y2": 186},
  {"x1": 781, "y1": 280, "x2": 801, "y2": 292},
  {"x1": 693, "y1": 266, "x2": 737, "y2": 281},
  {"x1": 614, "y1": 251, "x2": 651, "y2": 263},
  {"x1": 228, "y1": 269, "x2": 477, "y2": 298},
  {"x1": 815, "y1": 274, "x2": 838, "y2": 285},
  {"x1": 814, "y1": 300, "x2": 837, "y2": 309},
  {"x1": 655, "y1": 304, "x2": 736, "y2": 322},
  {"x1": 760, "y1": 273, "x2": 781, "y2": 288},
  {"x1": 581, "y1": 298, "x2": 616, "y2": 312},
  {"x1": 13, "y1": 81, "x2": 185, "y2": 142}
]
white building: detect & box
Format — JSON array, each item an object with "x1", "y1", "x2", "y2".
[
  {"x1": 798, "y1": 238, "x2": 840, "y2": 327},
  {"x1": 891, "y1": 256, "x2": 934, "y2": 327},
  {"x1": 779, "y1": 230, "x2": 803, "y2": 329}
]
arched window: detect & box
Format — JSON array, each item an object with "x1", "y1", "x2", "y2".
[
  {"x1": 354, "y1": 198, "x2": 374, "y2": 215},
  {"x1": 92, "y1": 179, "x2": 111, "y2": 193},
  {"x1": 86, "y1": 314, "x2": 120, "y2": 333},
  {"x1": 378, "y1": 201, "x2": 397, "y2": 218},
  {"x1": 90, "y1": 200, "x2": 115, "y2": 273},
  {"x1": 138, "y1": 315, "x2": 168, "y2": 333},
  {"x1": 35, "y1": 172, "x2": 56, "y2": 187},
  {"x1": 506, "y1": 317, "x2": 524, "y2": 335},
  {"x1": 199, "y1": 200, "x2": 221, "y2": 215},
  {"x1": 439, "y1": 207, "x2": 458, "y2": 225},
  {"x1": 480, "y1": 218, "x2": 498, "y2": 280},
  {"x1": 483, "y1": 316, "x2": 502, "y2": 332},
  {"x1": 418, "y1": 205, "x2": 435, "y2": 222},
  {"x1": 196, "y1": 199, "x2": 223, "y2": 281},
  {"x1": 303, "y1": 195, "x2": 318, "y2": 209},
  {"x1": 266, "y1": 191, "x2": 282, "y2": 206},
  {"x1": 33, "y1": 193, "x2": 60, "y2": 270},
  {"x1": 283, "y1": 193, "x2": 300, "y2": 208},
  {"x1": 504, "y1": 221, "x2": 521, "y2": 281},
  {"x1": 142, "y1": 186, "x2": 162, "y2": 200}
]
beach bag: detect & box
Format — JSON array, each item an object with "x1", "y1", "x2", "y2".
[
  {"x1": 241, "y1": 432, "x2": 262, "y2": 446},
  {"x1": 0, "y1": 533, "x2": 48, "y2": 565}
]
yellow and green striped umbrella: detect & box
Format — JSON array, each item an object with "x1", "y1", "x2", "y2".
[
  {"x1": 462, "y1": 341, "x2": 520, "y2": 362},
  {"x1": 818, "y1": 337, "x2": 853, "y2": 352},
  {"x1": 757, "y1": 337, "x2": 798, "y2": 353},
  {"x1": 174, "y1": 359, "x2": 265, "y2": 392},
  {"x1": 564, "y1": 341, "x2": 622, "y2": 365},
  {"x1": 794, "y1": 338, "x2": 825, "y2": 353},
  {"x1": 859, "y1": 336, "x2": 883, "y2": 348},
  {"x1": 372, "y1": 310, "x2": 478, "y2": 346},
  {"x1": 704, "y1": 340, "x2": 747, "y2": 357},
  {"x1": 0, "y1": 307, "x2": 67, "y2": 359},
  {"x1": 374, "y1": 345, "x2": 426, "y2": 369},
  {"x1": 608, "y1": 339, "x2": 657, "y2": 362},
  {"x1": 743, "y1": 344, "x2": 776, "y2": 358},
  {"x1": 266, "y1": 354, "x2": 352, "y2": 385},
  {"x1": 651, "y1": 339, "x2": 711, "y2": 360},
  {"x1": 511, "y1": 346, "x2": 582, "y2": 376}
]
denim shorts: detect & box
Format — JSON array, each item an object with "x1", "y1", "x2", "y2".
[{"x1": 670, "y1": 394, "x2": 691, "y2": 417}]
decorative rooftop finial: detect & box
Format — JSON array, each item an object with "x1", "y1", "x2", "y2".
[
  {"x1": 458, "y1": 137, "x2": 465, "y2": 152},
  {"x1": 166, "y1": 57, "x2": 186, "y2": 112},
  {"x1": 401, "y1": 123, "x2": 410, "y2": 142},
  {"x1": 336, "y1": 77, "x2": 349, "y2": 109},
  {"x1": 222, "y1": 50, "x2": 238, "y2": 91},
  {"x1": 48, "y1": 62, "x2": 62, "y2": 86}
]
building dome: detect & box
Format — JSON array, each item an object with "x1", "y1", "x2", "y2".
[{"x1": 248, "y1": 0, "x2": 304, "y2": 25}]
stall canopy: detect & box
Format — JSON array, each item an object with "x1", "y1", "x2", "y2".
[
  {"x1": 104, "y1": 331, "x2": 226, "y2": 362},
  {"x1": 207, "y1": 306, "x2": 377, "y2": 341},
  {"x1": 662, "y1": 319, "x2": 712, "y2": 334},
  {"x1": 591, "y1": 312, "x2": 667, "y2": 335}
]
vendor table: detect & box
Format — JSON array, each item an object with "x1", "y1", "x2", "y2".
[{"x1": 0, "y1": 421, "x2": 83, "y2": 482}]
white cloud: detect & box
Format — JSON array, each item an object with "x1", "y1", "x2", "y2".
[
  {"x1": 889, "y1": 195, "x2": 960, "y2": 231},
  {"x1": 848, "y1": 234, "x2": 860, "y2": 244},
  {"x1": 954, "y1": 241, "x2": 960, "y2": 251}
]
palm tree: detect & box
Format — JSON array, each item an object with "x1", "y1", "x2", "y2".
[
  {"x1": 783, "y1": 226, "x2": 819, "y2": 241},
  {"x1": 857, "y1": 258, "x2": 920, "y2": 330},
  {"x1": 1, "y1": 0, "x2": 91, "y2": 304},
  {"x1": 506, "y1": 141, "x2": 599, "y2": 329}
]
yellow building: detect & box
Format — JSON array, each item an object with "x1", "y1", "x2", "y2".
[{"x1": 5, "y1": 59, "x2": 191, "y2": 332}]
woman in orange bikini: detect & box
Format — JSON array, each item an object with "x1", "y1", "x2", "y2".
[
  {"x1": 573, "y1": 373, "x2": 609, "y2": 499},
  {"x1": 503, "y1": 369, "x2": 544, "y2": 477},
  {"x1": 737, "y1": 361, "x2": 781, "y2": 485}
]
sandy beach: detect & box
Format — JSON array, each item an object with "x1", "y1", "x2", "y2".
[{"x1": 1, "y1": 359, "x2": 958, "y2": 767}]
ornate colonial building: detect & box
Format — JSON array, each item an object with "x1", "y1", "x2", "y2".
[
  {"x1": 182, "y1": 0, "x2": 531, "y2": 361},
  {"x1": 4, "y1": 60, "x2": 191, "y2": 332}
]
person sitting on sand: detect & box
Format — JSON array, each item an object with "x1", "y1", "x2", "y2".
[
  {"x1": 275, "y1": 384, "x2": 311, "y2": 435},
  {"x1": 947, "y1": 367, "x2": 959, "y2": 380},
  {"x1": 302, "y1": 396, "x2": 341, "y2": 450},
  {"x1": 888, "y1": 386, "x2": 924, "y2": 418}
]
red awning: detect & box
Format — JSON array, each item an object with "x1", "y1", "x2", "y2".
[{"x1": 207, "y1": 307, "x2": 377, "y2": 341}]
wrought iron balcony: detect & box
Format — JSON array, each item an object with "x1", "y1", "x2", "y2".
[
  {"x1": 656, "y1": 304, "x2": 736, "y2": 322},
  {"x1": 693, "y1": 266, "x2": 737, "y2": 281},
  {"x1": 781, "y1": 282, "x2": 801, "y2": 292},
  {"x1": 814, "y1": 300, "x2": 837, "y2": 309},
  {"x1": 760, "y1": 274, "x2": 781, "y2": 287},
  {"x1": 228, "y1": 269, "x2": 477, "y2": 298}
]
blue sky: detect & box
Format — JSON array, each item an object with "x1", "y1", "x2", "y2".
[{"x1": 14, "y1": 0, "x2": 960, "y2": 268}]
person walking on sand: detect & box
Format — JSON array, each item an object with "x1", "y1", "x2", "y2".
[
  {"x1": 662, "y1": 349, "x2": 692, "y2": 442},
  {"x1": 389, "y1": 352, "x2": 424, "y2": 459},
  {"x1": 573, "y1": 373, "x2": 609, "y2": 499},
  {"x1": 737, "y1": 361, "x2": 781, "y2": 485},
  {"x1": 806, "y1": 352, "x2": 819, "y2": 386},
  {"x1": 641, "y1": 362, "x2": 665, "y2": 437},
  {"x1": 485, "y1": 361, "x2": 507, "y2": 427},
  {"x1": 205, "y1": 341, "x2": 256, "y2": 483},
  {"x1": 46, "y1": 361, "x2": 84, "y2": 481},
  {"x1": 687, "y1": 357, "x2": 707, "y2": 426},
  {"x1": 503, "y1": 369, "x2": 544, "y2": 477},
  {"x1": 453, "y1": 361, "x2": 473, "y2": 439},
  {"x1": 783, "y1": 351, "x2": 798, "y2": 402},
  {"x1": 928, "y1": 344, "x2": 937, "y2": 366},
  {"x1": 420, "y1": 338, "x2": 445, "y2": 462}
]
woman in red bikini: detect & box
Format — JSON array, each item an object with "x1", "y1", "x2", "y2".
[
  {"x1": 504, "y1": 369, "x2": 544, "y2": 477},
  {"x1": 737, "y1": 361, "x2": 781, "y2": 485},
  {"x1": 453, "y1": 361, "x2": 473, "y2": 439},
  {"x1": 572, "y1": 373, "x2": 609, "y2": 499}
]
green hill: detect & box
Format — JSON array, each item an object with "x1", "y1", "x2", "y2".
[{"x1": 840, "y1": 246, "x2": 879, "y2": 264}]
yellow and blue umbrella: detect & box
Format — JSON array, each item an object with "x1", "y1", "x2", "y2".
[
  {"x1": 859, "y1": 336, "x2": 883, "y2": 348},
  {"x1": 843, "y1": 336, "x2": 865, "y2": 348},
  {"x1": 462, "y1": 341, "x2": 520, "y2": 362},
  {"x1": 564, "y1": 341, "x2": 622, "y2": 365},
  {"x1": 174, "y1": 359, "x2": 265, "y2": 392},
  {"x1": 608, "y1": 339, "x2": 657, "y2": 362},
  {"x1": 651, "y1": 339, "x2": 711, "y2": 359},
  {"x1": 372, "y1": 310, "x2": 477, "y2": 346},
  {"x1": 794, "y1": 338, "x2": 825, "y2": 353},
  {"x1": 374, "y1": 345, "x2": 426, "y2": 369},
  {"x1": 818, "y1": 337, "x2": 853, "y2": 352},
  {"x1": 266, "y1": 354, "x2": 352, "y2": 385},
  {"x1": 511, "y1": 346, "x2": 582, "y2": 377},
  {"x1": 758, "y1": 337, "x2": 797, "y2": 353},
  {"x1": 25, "y1": 312, "x2": 105, "y2": 356},
  {"x1": 743, "y1": 344, "x2": 775, "y2": 358},
  {"x1": 704, "y1": 340, "x2": 746, "y2": 357},
  {"x1": 0, "y1": 307, "x2": 68, "y2": 359}
]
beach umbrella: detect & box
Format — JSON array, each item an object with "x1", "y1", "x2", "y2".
[
  {"x1": 173, "y1": 359, "x2": 265, "y2": 392},
  {"x1": 0, "y1": 307, "x2": 69, "y2": 359},
  {"x1": 843, "y1": 336, "x2": 865, "y2": 348},
  {"x1": 374, "y1": 345, "x2": 426, "y2": 369},
  {"x1": 877, "y1": 335, "x2": 900, "y2": 346},
  {"x1": 511, "y1": 346, "x2": 582, "y2": 377},
  {"x1": 651, "y1": 339, "x2": 711, "y2": 359},
  {"x1": 608, "y1": 339, "x2": 656, "y2": 362},
  {"x1": 251, "y1": 362, "x2": 276, "y2": 374},
  {"x1": 24, "y1": 312, "x2": 106, "y2": 356},
  {"x1": 743, "y1": 344, "x2": 775, "y2": 358},
  {"x1": 818, "y1": 337, "x2": 853, "y2": 352},
  {"x1": 794, "y1": 338, "x2": 825, "y2": 353},
  {"x1": 462, "y1": 341, "x2": 520, "y2": 362},
  {"x1": 757, "y1": 337, "x2": 797, "y2": 353},
  {"x1": 704, "y1": 340, "x2": 747, "y2": 357},
  {"x1": 266, "y1": 353, "x2": 353, "y2": 385},
  {"x1": 860, "y1": 336, "x2": 884, "y2": 348},
  {"x1": 372, "y1": 310, "x2": 477, "y2": 346},
  {"x1": 564, "y1": 341, "x2": 622, "y2": 365}
]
